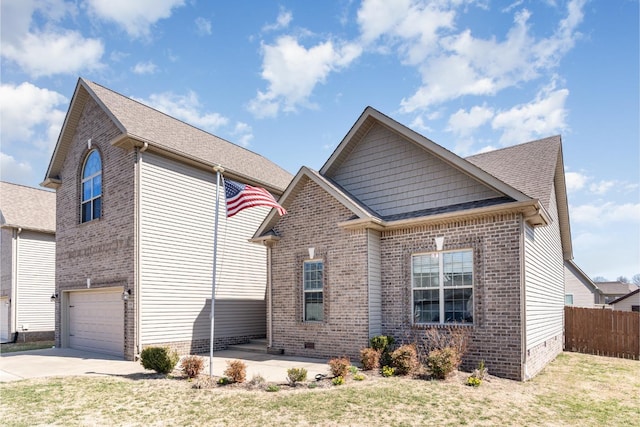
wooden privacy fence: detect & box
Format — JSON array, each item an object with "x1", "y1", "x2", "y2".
[{"x1": 565, "y1": 306, "x2": 639, "y2": 360}]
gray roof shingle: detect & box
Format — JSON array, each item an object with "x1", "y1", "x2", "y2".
[
  {"x1": 465, "y1": 136, "x2": 561, "y2": 211},
  {"x1": 82, "y1": 79, "x2": 292, "y2": 191},
  {"x1": 0, "y1": 181, "x2": 56, "y2": 233}
]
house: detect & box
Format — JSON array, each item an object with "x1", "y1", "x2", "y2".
[
  {"x1": 41, "y1": 78, "x2": 292, "y2": 359},
  {"x1": 597, "y1": 281, "x2": 636, "y2": 304},
  {"x1": 0, "y1": 182, "x2": 56, "y2": 343},
  {"x1": 608, "y1": 288, "x2": 640, "y2": 312},
  {"x1": 564, "y1": 260, "x2": 604, "y2": 307},
  {"x1": 253, "y1": 107, "x2": 572, "y2": 381}
]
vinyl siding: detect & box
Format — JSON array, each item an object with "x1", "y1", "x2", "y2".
[
  {"x1": 524, "y1": 183, "x2": 564, "y2": 348},
  {"x1": 564, "y1": 264, "x2": 598, "y2": 307},
  {"x1": 1, "y1": 228, "x2": 13, "y2": 297},
  {"x1": 139, "y1": 152, "x2": 267, "y2": 344},
  {"x1": 329, "y1": 123, "x2": 502, "y2": 217},
  {"x1": 15, "y1": 231, "x2": 55, "y2": 331},
  {"x1": 610, "y1": 292, "x2": 640, "y2": 312},
  {"x1": 367, "y1": 229, "x2": 382, "y2": 337}
]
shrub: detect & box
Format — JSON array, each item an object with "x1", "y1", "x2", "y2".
[
  {"x1": 180, "y1": 355, "x2": 204, "y2": 379},
  {"x1": 426, "y1": 347, "x2": 461, "y2": 379},
  {"x1": 332, "y1": 376, "x2": 345, "y2": 386},
  {"x1": 369, "y1": 335, "x2": 395, "y2": 352},
  {"x1": 328, "y1": 357, "x2": 351, "y2": 378},
  {"x1": 391, "y1": 344, "x2": 419, "y2": 376},
  {"x1": 308, "y1": 382, "x2": 318, "y2": 389},
  {"x1": 417, "y1": 328, "x2": 469, "y2": 364},
  {"x1": 353, "y1": 372, "x2": 365, "y2": 381},
  {"x1": 466, "y1": 360, "x2": 487, "y2": 386},
  {"x1": 247, "y1": 374, "x2": 266, "y2": 390},
  {"x1": 466, "y1": 376, "x2": 481, "y2": 387},
  {"x1": 217, "y1": 377, "x2": 230, "y2": 385},
  {"x1": 266, "y1": 384, "x2": 280, "y2": 392},
  {"x1": 140, "y1": 346, "x2": 180, "y2": 374},
  {"x1": 381, "y1": 365, "x2": 395, "y2": 377},
  {"x1": 360, "y1": 348, "x2": 381, "y2": 371},
  {"x1": 224, "y1": 360, "x2": 247, "y2": 383},
  {"x1": 287, "y1": 367, "x2": 308, "y2": 386}
]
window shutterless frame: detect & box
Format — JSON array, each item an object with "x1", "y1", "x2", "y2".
[
  {"x1": 411, "y1": 249, "x2": 474, "y2": 325},
  {"x1": 303, "y1": 260, "x2": 323, "y2": 322}
]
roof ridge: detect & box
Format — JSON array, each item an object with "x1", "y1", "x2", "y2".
[
  {"x1": 0, "y1": 180, "x2": 55, "y2": 193},
  {"x1": 465, "y1": 135, "x2": 561, "y2": 159},
  {"x1": 82, "y1": 78, "x2": 281, "y2": 165}
]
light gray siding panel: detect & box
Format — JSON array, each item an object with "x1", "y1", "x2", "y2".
[
  {"x1": 15, "y1": 231, "x2": 55, "y2": 331},
  {"x1": 564, "y1": 265, "x2": 597, "y2": 308},
  {"x1": 0, "y1": 229, "x2": 12, "y2": 297},
  {"x1": 329, "y1": 124, "x2": 502, "y2": 216},
  {"x1": 140, "y1": 153, "x2": 268, "y2": 344},
  {"x1": 524, "y1": 184, "x2": 564, "y2": 349},
  {"x1": 367, "y1": 229, "x2": 382, "y2": 338}
]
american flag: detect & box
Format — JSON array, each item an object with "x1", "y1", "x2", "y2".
[{"x1": 224, "y1": 179, "x2": 286, "y2": 218}]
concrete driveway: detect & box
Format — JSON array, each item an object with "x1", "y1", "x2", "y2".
[{"x1": 0, "y1": 348, "x2": 330, "y2": 383}]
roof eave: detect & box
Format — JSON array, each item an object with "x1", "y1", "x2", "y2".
[{"x1": 338, "y1": 199, "x2": 549, "y2": 231}]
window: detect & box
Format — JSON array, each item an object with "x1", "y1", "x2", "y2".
[
  {"x1": 632, "y1": 305, "x2": 639, "y2": 312},
  {"x1": 412, "y1": 250, "x2": 473, "y2": 324},
  {"x1": 565, "y1": 294, "x2": 574, "y2": 305},
  {"x1": 81, "y1": 150, "x2": 102, "y2": 223},
  {"x1": 303, "y1": 260, "x2": 323, "y2": 321}
]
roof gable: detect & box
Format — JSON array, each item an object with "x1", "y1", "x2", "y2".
[
  {"x1": 321, "y1": 107, "x2": 531, "y2": 209},
  {"x1": 43, "y1": 78, "x2": 292, "y2": 192},
  {"x1": 0, "y1": 181, "x2": 56, "y2": 233}
]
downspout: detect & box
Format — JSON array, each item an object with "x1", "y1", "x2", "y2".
[
  {"x1": 266, "y1": 242, "x2": 273, "y2": 349},
  {"x1": 10, "y1": 228, "x2": 22, "y2": 343},
  {"x1": 519, "y1": 217, "x2": 528, "y2": 380},
  {"x1": 135, "y1": 142, "x2": 148, "y2": 358}
]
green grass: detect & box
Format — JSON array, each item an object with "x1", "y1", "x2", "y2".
[
  {"x1": 0, "y1": 340, "x2": 54, "y2": 353},
  {"x1": 0, "y1": 352, "x2": 638, "y2": 426}
]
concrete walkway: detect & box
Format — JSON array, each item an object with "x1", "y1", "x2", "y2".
[{"x1": 0, "y1": 348, "x2": 330, "y2": 383}]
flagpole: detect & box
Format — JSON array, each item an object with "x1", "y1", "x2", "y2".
[{"x1": 210, "y1": 164, "x2": 224, "y2": 377}]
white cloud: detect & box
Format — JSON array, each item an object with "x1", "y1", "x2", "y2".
[
  {"x1": 132, "y1": 61, "x2": 158, "y2": 75},
  {"x1": 231, "y1": 122, "x2": 254, "y2": 147},
  {"x1": 0, "y1": 82, "x2": 67, "y2": 151},
  {"x1": 570, "y1": 202, "x2": 640, "y2": 225},
  {"x1": 0, "y1": 1, "x2": 104, "y2": 77},
  {"x1": 491, "y1": 81, "x2": 569, "y2": 145},
  {"x1": 86, "y1": 0, "x2": 186, "y2": 38},
  {"x1": 248, "y1": 36, "x2": 362, "y2": 118},
  {"x1": 565, "y1": 171, "x2": 588, "y2": 192},
  {"x1": 195, "y1": 17, "x2": 212, "y2": 36},
  {"x1": 391, "y1": 0, "x2": 586, "y2": 112},
  {"x1": 0, "y1": 152, "x2": 34, "y2": 184},
  {"x1": 136, "y1": 91, "x2": 228, "y2": 132},
  {"x1": 447, "y1": 104, "x2": 494, "y2": 137},
  {"x1": 589, "y1": 180, "x2": 615, "y2": 195},
  {"x1": 263, "y1": 8, "x2": 293, "y2": 32}
]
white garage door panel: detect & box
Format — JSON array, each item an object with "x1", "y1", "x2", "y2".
[{"x1": 69, "y1": 290, "x2": 124, "y2": 357}]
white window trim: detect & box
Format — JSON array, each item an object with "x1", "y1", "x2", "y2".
[
  {"x1": 411, "y1": 248, "x2": 474, "y2": 325},
  {"x1": 302, "y1": 259, "x2": 324, "y2": 322}
]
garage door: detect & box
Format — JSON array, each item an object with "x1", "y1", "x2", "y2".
[
  {"x1": 1, "y1": 298, "x2": 9, "y2": 342},
  {"x1": 69, "y1": 289, "x2": 124, "y2": 357}
]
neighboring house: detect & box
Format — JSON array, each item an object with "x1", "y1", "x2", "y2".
[
  {"x1": 564, "y1": 260, "x2": 604, "y2": 307},
  {"x1": 253, "y1": 107, "x2": 573, "y2": 381},
  {"x1": 42, "y1": 78, "x2": 292, "y2": 359},
  {"x1": 597, "y1": 281, "x2": 636, "y2": 304},
  {"x1": 609, "y1": 289, "x2": 640, "y2": 312},
  {"x1": 0, "y1": 182, "x2": 56, "y2": 343}
]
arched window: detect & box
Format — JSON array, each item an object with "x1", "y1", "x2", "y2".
[{"x1": 81, "y1": 150, "x2": 102, "y2": 223}]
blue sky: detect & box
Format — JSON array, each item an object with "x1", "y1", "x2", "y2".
[{"x1": 1, "y1": 0, "x2": 638, "y2": 281}]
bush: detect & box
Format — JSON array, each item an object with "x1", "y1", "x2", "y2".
[
  {"x1": 328, "y1": 357, "x2": 351, "y2": 378},
  {"x1": 466, "y1": 376, "x2": 481, "y2": 387},
  {"x1": 332, "y1": 376, "x2": 345, "y2": 386},
  {"x1": 381, "y1": 365, "x2": 395, "y2": 377},
  {"x1": 224, "y1": 360, "x2": 247, "y2": 383},
  {"x1": 286, "y1": 367, "x2": 308, "y2": 386},
  {"x1": 180, "y1": 355, "x2": 204, "y2": 379},
  {"x1": 353, "y1": 372, "x2": 365, "y2": 381},
  {"x1": 266, "y1": 384, "x2": 280, "y2": 392},
  {"x1": 140, "y1": 346, "x2": 180, "y2": 374},
  {"x1": 391, "y1": 344, "x2": 419, "y2": 376},
  {"x1": 426, "y1": 347, "x2": 461, "y2": 379},
  {"x1": 360, "y1": 347, "x2": 381, "y2": 371},
  {"x1": 369, "y1": 335, "x2": 395, "y2": 352}
]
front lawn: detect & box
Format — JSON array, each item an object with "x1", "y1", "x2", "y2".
[
  {"x1": 0, "y1": 341, "x2": 54, "y2": 354},
  {"x1": 0, "y1": 352, "x2": 638, "y2": 426}
]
